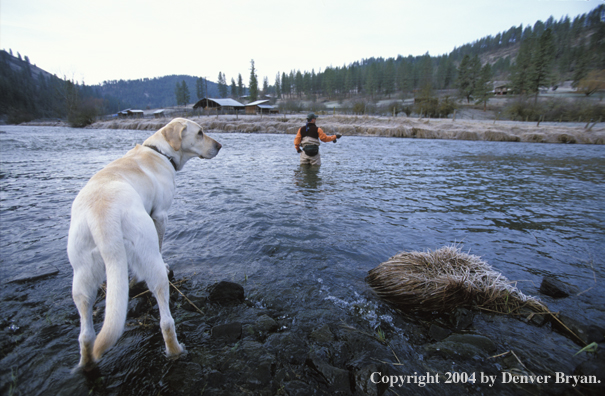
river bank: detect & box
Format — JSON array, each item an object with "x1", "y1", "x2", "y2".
[
  {"x1": 15, "y1": 113, "x2": 605, "y2": 145},
  {"x1": 89, "y1": 114, "x2": 605, "y2": 145}
]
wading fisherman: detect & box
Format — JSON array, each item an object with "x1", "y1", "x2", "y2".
[{"x1": 294, "y1": 113, "x2": 342, "y2": 166}]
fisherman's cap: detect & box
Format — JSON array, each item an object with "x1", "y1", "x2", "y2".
[{"x1": 307, "y1": 112, "x2": 318, "y2": 120}]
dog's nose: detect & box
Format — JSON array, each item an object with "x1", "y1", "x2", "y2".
[{"x1": 216, "y1": 142, "x2": 222, "y2": 150}]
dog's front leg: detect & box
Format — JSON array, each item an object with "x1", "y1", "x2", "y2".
[{"x1": 151, "y1": 212, "x2": 168, "y2": 252}]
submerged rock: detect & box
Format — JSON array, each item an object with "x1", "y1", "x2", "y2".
[
  {"x1": 574, "y1": 349, "x2": 605, "y2": 396},
  {"x1": 6, "y1": 265, "x2": 59, "y2": 284},
  {"x1": 450, "y1": 307, "x2": 474, "y2": 331},
  {"x1": 425, "y1": 333, "x2": 497, "y2": 360},
  {"x1": 310, "y1": 324, "x2": 335, "y2": 343},
  {"x1": 539, "y1": 276, "x2": 577, "y2": 298},
  {"x1": 163, "y1": 361, "x2": 203, "y2": 395},
  {"x1": 552, "y1": 313, "x2": 605, "y2": 345},
  {"x1": 207, "y1": 281, "x2": 245, "y2": 305},
  {"x1": 428, "y1": 324, "x2": 452, "y2": 341},
  {"x1": 306, "y1": 351, "x2": 351, "y2": 394},
  {"x1": 211, "y1": 322, "x2": 242, "y2": 343}
]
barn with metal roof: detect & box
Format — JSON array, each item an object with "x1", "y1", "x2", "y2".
[
  {"x1": 245, "y1": 100, "x2": 278, "y2": 115},
  {"x1": 193, "y1": 98, "x2": 245, "y2": 111}
]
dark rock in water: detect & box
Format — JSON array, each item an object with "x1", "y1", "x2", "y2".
[
  {"x1": 264, "y1": 332, "x2": 308, "y2": 365},
  {"x1": 552, "y1": 313, "x2": 605, "y2": 345},
  {"x1": 449, "y1": 307, "x2": 474, "y2": 331},
  {"x1": 352, "y1": 363, "x2": 388, "y2": 396},
  {"x1": 306, "y1": 351, "x2": 351, "y2": 394},
  {"x1": 445, "y1": 333, "x2": 497, "y2": 353},
  {"x1": 1, "y1": 291, "x2": 28, "y2": 302},
  {"x1": 6, "y1": 265, "x2": 59, "y2": 283},
  {"x1": 310, "y1": 324, "x2": 335, "y2": 343},
  {"x1": 283, "y1": 380, "x2": 317, "y2": 396},
  {"x1": 429, "y1": 324, "x2": 452, "y2": 341},
  {"x1": 539, "y1": 276, "x2": 577, "y2": 298},
  {"x1": 205, "y1": 370, "x2": 225, "y2": 388},
  {"x1": 425, "y1": 333, "x2": 497, "y2": 360},
  {"x1": 211, "y1": 322, "x2": 242, "y2": 343},
  {"x1": 163, "y1": 361, "x2": 203, "y2": 395},
  {"x1": 207, "y1": 281, "x2": 244, "y2": 305},
  {"x1": 519, "y1": 308, "x2": 549, "y2": 327},
  {"x1": 574, "y1": 350, "x2": 605, "y2": 396},
  {"x1": 181, "y1": 293, "x2": 207, "y2": 312},
  {"x1": 254, "y1": 314, "x2": 279, "y2": 334}
]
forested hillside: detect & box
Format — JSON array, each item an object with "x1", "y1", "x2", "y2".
[
  {"x1": 273, "y1": 5, "x2": 604, "y2": 99},
  {"x1": 1, "y1": 5, "x2": 603, "y2": 125},
  {"x1": 97, "y1": 76, "x2": 218, "y2": 110},
  {"x1": 0, "y1": 49, "x2": 121, "y2": 124}
]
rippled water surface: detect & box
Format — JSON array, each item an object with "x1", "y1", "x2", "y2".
[{"x1": 1, "y1": 125, "x2": 604, "y2": 394}]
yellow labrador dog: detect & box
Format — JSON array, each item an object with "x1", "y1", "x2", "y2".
[{"x1": 67, "y1": 118, "x2": 221, "y2": 370}]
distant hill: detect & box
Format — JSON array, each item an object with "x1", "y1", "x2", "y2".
[
  {"x1": 96, "y1": 75, "x2": 220, "y2": 110},
  {"x1": 2, "y1": 50, "x2": 55, "y2": 81},
  {"x1": 2, "y1": 4, "x2": 603, "y2": 124}
]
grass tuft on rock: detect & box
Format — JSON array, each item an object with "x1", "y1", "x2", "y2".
[{"x1": 366, "y1": 245, "x2": 548, "y2": 315}]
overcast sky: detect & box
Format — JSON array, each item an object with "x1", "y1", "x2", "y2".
[{"x1": 1, "y1": 0, "x2": 601, "y2": 86}]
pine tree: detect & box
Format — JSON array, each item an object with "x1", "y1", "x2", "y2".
[
  {"x1": 230, "y1": 78, "x2": 237, "y2": 98},
  {"x1": 262, "y1": 76, "x2": 269, "y2": 97},
  {"x1": 274, "y1": 73, "x2": 281, "y2": 99},
  {"x1": 196, "y1": 77, "x2": 206, "y2": 99},
  {"x1": 175, "y1": 81, "x2": 183, "y2": 105},
  {"x1": 249, "y1": 60, "x2": 258, "y2": 102},
  {"x1": 418, "y1": 53, "x2": 433, "y2": 91},
  {"x1": 237, "y1": 73, "x2": 244, "y2": 97},
  {"x1": 303, "y1": 72, "x2": 311, "y2": 96},
  {"x1": 475, "y1": 63, "x2": 493, "y2": 110},
  {"x1": 572, "y1": 41, "x2": 590, "y2": 88},
  {"x1": 511, "y1": 34, "x2": 534, "y2": 95},
  {"x1": 181, "y1": 80, "x2": 190, "y2": 105},
  {"x1": 217, "y1": 72, "x2": 228, "y2": 98},
  {"x1": 294, "y1": 70, "x2": 303, "y2": 97},
  {"x1": 456, "y1": 54, "x2": 481, "y2": 102},
  {"x1": 529, "y1": 28, "x2": 555, "y2": 102},
  {"x1": 281, "y1": 72, "x2": 289, "y2": 98},
  {"x1": 383, "y1": 59, "x2": 396, "y2": 96}
]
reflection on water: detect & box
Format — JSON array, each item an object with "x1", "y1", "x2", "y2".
[
  {"x1": 293, "y1": 165, "x2": 322, "y2": 191},
  {"x1": 0, "y1": 126, "x2": 604, "y2": 394}
]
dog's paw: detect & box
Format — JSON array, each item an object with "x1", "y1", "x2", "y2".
[
  {"x1": 166, "y1": 343, "x2": 186, "y2": 359},
  {"x1": 71, "y1": 360, "x2": 99, "y2": 375}
]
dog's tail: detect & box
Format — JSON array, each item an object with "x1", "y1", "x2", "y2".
[{"x1": 89, "y1": 214, "x2": 130, "y2": 362}]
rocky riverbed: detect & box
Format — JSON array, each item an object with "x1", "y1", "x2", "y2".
[{"x1": 2, "y1": 271, "x2": 603, "y2": 396}]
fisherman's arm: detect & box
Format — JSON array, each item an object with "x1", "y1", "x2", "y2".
[
  {"x1": 294, "y1": 128, "x2": 303, "y2": 152},
  {"x1": 318, "y1": 128, "x2": 341, "y2": 143}
]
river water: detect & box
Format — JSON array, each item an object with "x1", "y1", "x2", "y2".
[{"x1": 0, "y1": 125, "x2": 604, "y2": 395}]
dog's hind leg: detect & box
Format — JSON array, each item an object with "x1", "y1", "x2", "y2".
[
  {"x1": 144, "y1": 256, "x2": 185, "y2": 357},
  {"x1": 127, "y1": 209, "x2": 184, "y2": 358},
  {"x1": 71, "y1": 251, "x2": 105, "y2": 370}
]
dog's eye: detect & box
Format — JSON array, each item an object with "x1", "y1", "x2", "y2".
[{"x1": 198, "y1": 131, "x2": 203, "y2": 136}]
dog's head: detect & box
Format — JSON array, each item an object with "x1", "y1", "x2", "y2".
[{"x1": 159, "y1": 118, "x2": 222, "y2": 167}]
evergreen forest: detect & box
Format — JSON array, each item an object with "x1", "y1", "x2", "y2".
[{"x1": 1, "y1": 5, "x2": 604, "y2": 126}]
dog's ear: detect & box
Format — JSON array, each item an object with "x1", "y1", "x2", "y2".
[{"x1": 161, "y1": 121, "x2": 186, "y2": 151}]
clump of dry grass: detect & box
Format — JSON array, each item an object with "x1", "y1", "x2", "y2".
[{"x1": 366, "y1": 245, "x2": 548, "y2": 315}]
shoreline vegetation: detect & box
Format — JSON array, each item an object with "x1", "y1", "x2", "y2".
[{"x1": 21, "y1": 113, "x2": 605, "y2": 145}]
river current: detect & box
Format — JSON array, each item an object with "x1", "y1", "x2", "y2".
[{"x1": 0, "y1": 125, "x2": 603, "y2": 395}]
